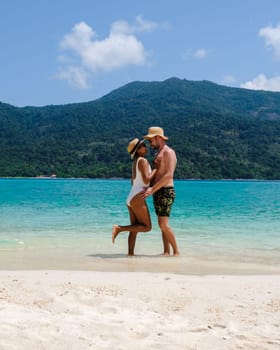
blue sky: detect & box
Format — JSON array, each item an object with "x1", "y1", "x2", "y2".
[{"x1": 1, "y1": 0, "x2": 280, "y2": 107}]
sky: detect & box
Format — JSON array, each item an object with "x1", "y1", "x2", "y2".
[{"x1": 1, "y1": 0, "x2": 280, "y2": 107}]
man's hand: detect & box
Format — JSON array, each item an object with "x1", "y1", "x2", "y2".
[{"x1": 143, "y1": 187, "x2": 154, "y2": 198}]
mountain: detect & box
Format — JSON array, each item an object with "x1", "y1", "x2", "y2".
[{"x1": 1, "y1": 77, "x2": 280, "y2": 179}]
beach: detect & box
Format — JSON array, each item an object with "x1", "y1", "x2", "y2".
[
  {"x1": 0, "y1": 270, "x2": 279, "y2": 350},
  {"x1": 1, "y1": 179, "x2": 280, "y2": 349}
]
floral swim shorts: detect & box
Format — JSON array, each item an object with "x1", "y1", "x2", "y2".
[{"x1": 153, "y1": 187, "x2": 175, "y2": 217}]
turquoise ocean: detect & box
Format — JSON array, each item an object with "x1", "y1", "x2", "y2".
[{"x1": 0, "y1": 178, "x2": 279, "y2": 273}]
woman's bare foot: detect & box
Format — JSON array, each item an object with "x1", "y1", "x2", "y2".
[
  {"x1": 112, "y1": 225, "x2": 120, "y2": 243},
  {"x1": 162, "y1": 252, "x2": 170, "y2": 256}
]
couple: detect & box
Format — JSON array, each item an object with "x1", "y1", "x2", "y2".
[{"x1": 112, "y1": 126, "x2": 180, "y2": 256}]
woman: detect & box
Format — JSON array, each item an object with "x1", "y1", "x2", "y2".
[{"x1": 112, "y1": 138, "x2": 156, "y2": 255}]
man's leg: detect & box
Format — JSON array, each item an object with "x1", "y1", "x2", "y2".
[
  {"x1": 159, "y1": 216, "x2": 170, "y2": 255},
  {"x1": 158, "y1": 216, "x2": 180, "y2": 256}
]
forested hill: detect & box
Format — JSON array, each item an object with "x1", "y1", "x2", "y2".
[{"x1": 1, "y1": 77, "x2": 280, "y2": 179}]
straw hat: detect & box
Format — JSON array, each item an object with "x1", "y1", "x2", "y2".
[
  {"x1": 127, "y1": 138, "x2": 145, "y2": 159},
  {"x1": 144, "y1": 126, "x2": 168, "y2": 140}
]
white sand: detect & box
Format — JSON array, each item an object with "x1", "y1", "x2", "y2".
[{"x1": 0, "y1": 271, "x2": 279, "y2": 350}]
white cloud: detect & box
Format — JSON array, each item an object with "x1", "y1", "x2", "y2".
[
  {"x1": 241, "y1": 24, "x2": 280, "y2": 92},
  {"x1": 56, "y1": 16, "x2": 160, "y2": 88},
  {"x1": 182, "y1": 48, "x2": 209, "y2": 60},
  {"x1": 259, "y1": 24, "x2": 280, "y2": 59},
  {"x1": 55, "y1": 66, "x2": 90, "y2": 89},
  {"x1": 61, "y1": 22, "x2": 146, "y2": 72},
  {"x1": 194, "y1": 48, "x2": 208, "y2": 59},
  {"x1": 111, "y1": 15, "x2": 159, "y2": 34},
  {"x1": 241, "y1": 74, "x2": 280, "y2": 91}
]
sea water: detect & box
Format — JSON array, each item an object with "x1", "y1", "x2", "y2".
[{"x1": 0, "y1": 178, "x2": 279, "y2": 271}]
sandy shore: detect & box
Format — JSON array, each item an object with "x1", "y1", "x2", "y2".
[
  {"x1": 0, "y1": 271, "x2": 279, "y2": 350},
  {"x1": 1, "y1": 248, "x2": 280, "y2": 274}
]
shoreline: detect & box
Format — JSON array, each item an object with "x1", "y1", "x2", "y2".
[
  {"x1": 1, "y1": 177, "x2": 280, "y2": 181},
  {"x1": 1, "y1": 250, "x2": 280, "y2": 274},
  {"x1": 0, "y1": 270, "x2": 279, "y2": 349}
]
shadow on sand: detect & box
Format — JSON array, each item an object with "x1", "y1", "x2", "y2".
[{"x1": 87, "y1": 253, "x2": 165, "y2": 259}]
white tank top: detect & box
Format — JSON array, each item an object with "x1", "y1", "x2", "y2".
[{"x1": 126, "y1": 157, "x2": 151, "y2": 206}]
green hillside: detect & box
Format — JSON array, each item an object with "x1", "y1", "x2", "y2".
[{"x1": 1, "y1": 77, "x2": 280, "y2": 179}]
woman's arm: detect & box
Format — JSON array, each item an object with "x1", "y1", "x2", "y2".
[{"x1": 138, "y1": 158, "x2": 157, "y2": 184}]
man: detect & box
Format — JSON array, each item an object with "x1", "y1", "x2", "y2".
[{"x1": 143, "y1": 126, "x2": 180, "y2": 256}]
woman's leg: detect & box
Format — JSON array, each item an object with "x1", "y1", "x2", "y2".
[
  {"x1": 112, "y1": 194, "x2": 152, "y2": 243},
  {"x1": 128, "y1": 206, "x2": 137, "y2": 256}
]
